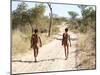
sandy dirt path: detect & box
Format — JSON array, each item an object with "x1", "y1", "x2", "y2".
[{"x1": 12, "y1": 25, "x2": 78, "y2": 74}]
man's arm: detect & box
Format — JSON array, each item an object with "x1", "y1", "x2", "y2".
[
  {"x1": 39, "y1": 37, "x2": 42, "y2": 47},
  {"x1": 31, "y1": 35, "x2": 33, "y2": 48},
  {"x1": 69, "y1": 35, "x2": 71, "y2": 47},
  {"x1": 62, "y1": 33, "x2": 64, "y2": 45}
]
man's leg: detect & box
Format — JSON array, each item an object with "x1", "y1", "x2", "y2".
[
  {"x1": 34, "y1": 45, "x2": 39, "y2": 62},
  {"x1": 33, "y1": 47, "x2": 37, "y2": 62},
  {"x1": 66, "y1": 44, "x2": 69, "y2": 60},
  {"x1": 36, "y1": 46, "x2": 39, "y2": 57},
  {"x1": 64, "y1": 45, "x2": 67, "y2": 59}
]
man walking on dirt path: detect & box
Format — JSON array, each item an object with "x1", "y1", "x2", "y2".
[
  {"x1": 31, "y1": 29, "x2": 42, "y2": 62},
  {"x1": 62, "y1": 28, "x2": 71, "y2": 60}
]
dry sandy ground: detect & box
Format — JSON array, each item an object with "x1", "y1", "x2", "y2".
[{"x1": 12, "y1": 25, "x2": 78, "y2": 74}]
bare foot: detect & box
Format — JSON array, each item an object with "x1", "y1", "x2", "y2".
[
  {"x1": 34, "y1": 58, "x2": 37, "y2": 62},
  {"x1": 65, "y1": 56, "x2": 68, "y2": 60},
  {"x1": 34, "y1": 60, "x2": 37, "y2": 63}
]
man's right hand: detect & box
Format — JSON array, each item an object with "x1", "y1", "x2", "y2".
[
  {"x1": 30, "y1": 45, "x2": 32, "y2": 48},
  {"x1": 70, "y1": 44, "x2": 71, "y2": 47},
  {"x1": 40, "y1": 44, "x2": 42, "y2": 47},
  {"x1": 62, "y1": 43, "x2": 63, "y2": 46}
]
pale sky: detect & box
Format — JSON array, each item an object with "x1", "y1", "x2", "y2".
[{"x1": 12, "y1": 1, "x2": 95, "y2": 18}]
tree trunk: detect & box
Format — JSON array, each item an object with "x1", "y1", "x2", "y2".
[{"x1": 48, "y1": 3, "x2": 53, "y2": 37}]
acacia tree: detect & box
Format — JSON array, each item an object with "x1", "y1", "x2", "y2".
[
  {"x1": 27, "y1": 4, "x2": 45, "y2": 31},
  {"x1": 68, "y1": 11, "x2": 78, "y2": 29},
  {"x1": 68, "y1": 11, "x2": 78, "y2": 20},
  {"x1": 12, "y1": 2, "x2": 28, "y2": 29}
]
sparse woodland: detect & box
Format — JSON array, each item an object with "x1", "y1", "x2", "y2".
[
  {"x1": 12, "y1": 2, "x2": 66, "y2": 55},
  {"x1": 12, "y1": 2, "x2": 96, "y2": 70}
]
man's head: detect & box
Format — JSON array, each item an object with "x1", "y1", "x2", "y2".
[
  {"x1": 34, "y1": 29, "x2": 38, "y2": 33},
  {"x1": 65, "y1": 28, "x2": 68, "y2": 32}
]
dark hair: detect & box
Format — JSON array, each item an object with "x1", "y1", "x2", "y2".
[
  {"x1": 34, "y1": 29, "x2": 38, "y2": 33},
  {"x1": 65, "y1": 28, "x2": 68, "y2": 32}
]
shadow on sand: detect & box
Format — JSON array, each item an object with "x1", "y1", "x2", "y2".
[
  {"x1": 54, "y1": 37, "x2": 78, "y2": 41},
  {"x1": 12, "y1": 58, "x2": 65, "y2": 63}
]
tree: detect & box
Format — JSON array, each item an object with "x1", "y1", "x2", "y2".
[
  {"x1": 68, "y1": 11, "x2": 78, "y2": 20},
  {"x1": 68, "y1": 11, "x2": 78, "y2": 29},
  {"x1": 12, "y1": 2, "x2": 46, "y2": 33},
  {"x1": 27, "y1": 4, "x2": 45, "y2": 29},
  {"x1": 12, "y1": 2, "x2": 28, "y2": 29},
  {"x1": 77, "y1": 5, "x2": 87, "y2": 19},
  {"x1": 77, "y1": 5, "x2": 96, "y2": 32}
]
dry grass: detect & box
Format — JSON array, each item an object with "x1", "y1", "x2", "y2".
[
  {"x1": 76, "y1": 33, "x2": 96, "y2": 70},
  {"x1": 12, "y1": 30, "x2": 30, "y2": 56},
  {"x1": 12, "y1": 26, "x2": 60, "y2": 57}
]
